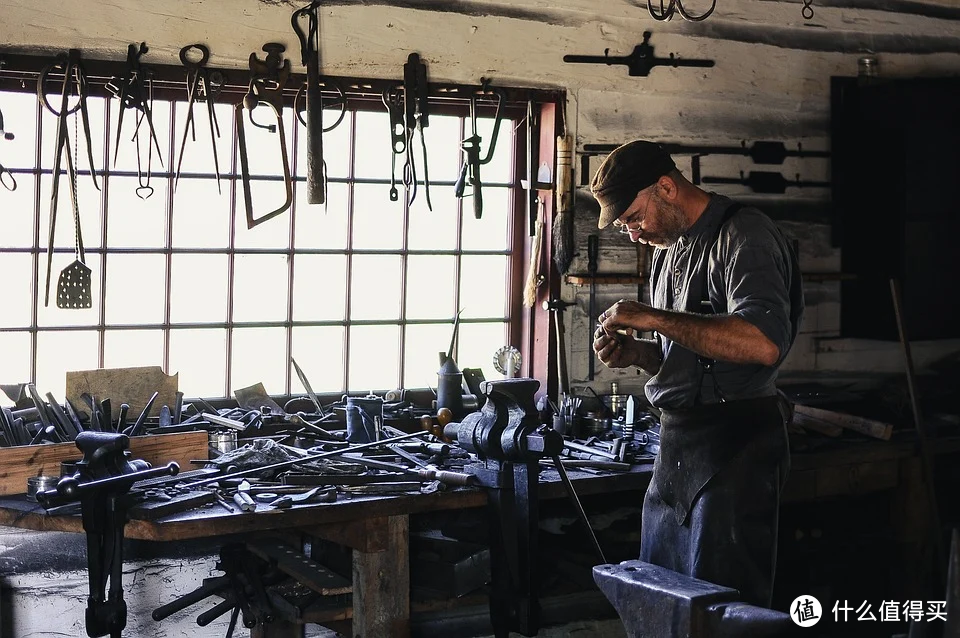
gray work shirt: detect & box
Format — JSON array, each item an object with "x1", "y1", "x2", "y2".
[{"x1": 644, "y1": 194, "x2": 801, "y2": 409}]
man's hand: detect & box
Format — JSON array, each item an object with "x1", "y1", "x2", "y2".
[
  {"x1": 593, "y1": 326, "x2": 640, "y2": 369},
  {"x1": 598, "y1": 300, "x2": 657, "y2": 335}
]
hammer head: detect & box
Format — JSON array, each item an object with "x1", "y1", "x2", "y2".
[{"x1": 542, "y1": 299, "x2": 575, "y2": 312}]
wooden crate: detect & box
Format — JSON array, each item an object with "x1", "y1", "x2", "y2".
[{"x1": 0, "y1": 431, "x2": 208, "y2": 496}]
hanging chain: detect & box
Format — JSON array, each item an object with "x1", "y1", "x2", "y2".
[{"x1": 802, "y1": 0, "x2": 814, "y2": 19}]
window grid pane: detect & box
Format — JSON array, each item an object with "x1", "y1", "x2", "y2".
[{"x1": 0, "y1": 79, "x2": 520, "y2": 400}]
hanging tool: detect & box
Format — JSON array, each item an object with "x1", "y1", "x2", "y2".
[
  {"x1": 587, "y1": 234, "x2": 599, "y2": 380},
  {"x1": 553, "y1": 134, "x2": 574, "y2": 274},
  {"x1": 454, "y1": 78, "x2": 505, "y2": 219},
  {"x1": 175, "y1": 44, "x2": 224, "y2": 193},
  {"x1": 382, "y1": 85, "x2": 405, "y2": 202},
  {"x1": 543, "y1": 299, "x2": 574, "y2": 398},
  {"x1": 133, "y1": 68, "x2": 158, "y2": 200},
  {"x1": 701, "y1": 170, "x2": 830, "y2": 194},
  {"x1": 523, "y1": 197, "x2": 546, "y2": 308},
  {"x1": 582, "y1": 139, "x2": 829, "y2": 165},
  {"x1": 0, "y1": 95, "x2": 16, "y2": 191},
  {"x1": 237, "y1": 43, "x2": 293, "y2": 229},
  {"x1": 403, "y1": 52, "x2": 431, "y2": 210},
  {"x1": 292, "y1": 1, "x2": 326, "y2": 205},
  {"x1": 563, "y1": 31, "x2": 715, "y2": 77},
  {"x1": 645, "y1": 0, "x2": 717, "y2": 21},
  {"x1": 105, "y1": 43, "x2": 163, "y2": 171},
  {"x1": 38, "y1": 49, "x2": 99, "y2": 308}
]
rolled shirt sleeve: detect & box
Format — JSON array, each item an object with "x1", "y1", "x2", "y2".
[{"x1": 722, "y1": 232, "x2": 794, "y2": 365}]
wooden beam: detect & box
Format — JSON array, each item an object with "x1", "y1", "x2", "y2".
[{"x1": 793, "y1": 404, "x2": 893, "y2": 440}]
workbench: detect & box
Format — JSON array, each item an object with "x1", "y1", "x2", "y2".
[
  {"x1": 0, "y1": 463, "x2": 653, "y2": 638},
  {"x1": 0, "y1": 434, "x2": 949, "y2": 637}
]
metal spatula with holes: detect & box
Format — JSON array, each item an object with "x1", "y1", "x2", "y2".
[{"x1": 56, "y1": 167, "x2": 92, "y2": 309}]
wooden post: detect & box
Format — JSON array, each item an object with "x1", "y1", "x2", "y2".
[{"x1": 351, "y1": 514, "x2": 410, "y2": 638}]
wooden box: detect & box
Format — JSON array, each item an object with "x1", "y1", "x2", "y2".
[{"x1": 0, "y1": 431, "x2": 208, "y2": 496}]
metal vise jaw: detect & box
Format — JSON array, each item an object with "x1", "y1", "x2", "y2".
[
  {"x1": 444, "y1": 378, "x2": 562, "y2": 481},
  {"x1": 593, "y1": 561, "x2": 795, "y2": 638}
]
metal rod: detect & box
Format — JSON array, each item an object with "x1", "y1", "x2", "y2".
[
  {"x1": 182, "y1": 430, "x2": 427, "y2": 489},
  {"x1": 890, "y1": 278, "x2": 945, "y2": 587},
  {"x1": 551, "y1": 454, "x2": 606, "y2": 564}
]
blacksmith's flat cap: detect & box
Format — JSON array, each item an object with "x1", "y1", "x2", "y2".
[{"x1": 591, "y1": 140, "x2": 676, "y2": 229}]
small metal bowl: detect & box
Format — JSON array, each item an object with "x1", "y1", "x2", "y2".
[
  {"x1": 209, "y1": 431, "x2": 238, "y2": 455},
  {"x1": 26, "y1": 475, "x2": 59, "y2": 502}
]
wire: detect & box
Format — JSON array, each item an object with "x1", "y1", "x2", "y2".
[
  {"x1": 646, "y1": 0, "x2": 717, "y2": 21},
  {"x1": 801, "y1": 0, "x2": 814, "y2": 19}
]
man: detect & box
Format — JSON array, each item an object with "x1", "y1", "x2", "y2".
[{"x1": 590, "y1": 140, "x2": 803, "y2": 608}]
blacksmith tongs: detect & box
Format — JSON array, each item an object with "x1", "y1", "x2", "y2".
[
  {"x1": 236, "y1": 43, "x2": 293, "y2": 229},
  {"x1": 38, "y1": 49, "x2": 100, "y2": 306},
  {"x1": 175, "y1": 44, "x2": 224, "y2": 193},
  {"x1": 107, "y1": 43, "x2": 163, "y2": 169}
]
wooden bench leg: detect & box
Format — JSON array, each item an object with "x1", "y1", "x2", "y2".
[{"x1": 352, "y1": 514, "x2": 410, "y2": 638}]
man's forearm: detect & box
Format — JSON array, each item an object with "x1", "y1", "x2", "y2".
[
  {"x1": 630, "y1": 338, "x2": 662, "y2": 375},
  {"x1": 647, "y1": 308, "x2": 780, "y2": 366}
]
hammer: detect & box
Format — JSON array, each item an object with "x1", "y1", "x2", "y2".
[{"x1": 542, "y1": 298, "x2": 574, "y2": 397}]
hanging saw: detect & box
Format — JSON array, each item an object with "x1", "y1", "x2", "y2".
[
  {"x1": 236, "y1": 43, "x2": 293, "y2": 229},
  {"x1": 563, "y1": 31, "x2": 714, "y2": 77}
]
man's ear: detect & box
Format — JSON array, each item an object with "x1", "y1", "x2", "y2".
[{"x1": 656, "y1": 174, "x2": 678, "y2": 200}]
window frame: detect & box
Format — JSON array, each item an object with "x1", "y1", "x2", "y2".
[{"x1": 0, "y1": 51, "x2": 562, "y2": 399}]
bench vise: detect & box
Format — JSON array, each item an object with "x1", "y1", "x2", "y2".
[
  {"x1": 37, "y1": 431, "x2": 178, "y2": 638},
  {"x1": 444, "y1": 378, "x2": 563, "y2": 637},
  {"x1": 593, "y1": 560, "x2": 795, "y2": 638}
]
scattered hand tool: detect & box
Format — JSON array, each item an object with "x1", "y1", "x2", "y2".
[
  {"x1": 291, "y1": 357, "x2": 325, "y2": 417},
  {"x1": 267, "y1": 486, "x2": 336, "y2": 509},
  {"x1": 124, "y1": 390, "x2": 158, "y2": 437},
  {"x1": 454, "y1": 78, "x2": 505, "y2": 219},
  {"x1": 292, "y1": 1, "x2": 326, "y2": 205},
  {"x1": 106, "y1": 43, "x2": 163, "y2": 172},
  {"x1": 563, "y1": 31, "x2": 715, "y2": 77},
  {"x1": 587, "y1": 234, "x2": 599, "y2": 380},
  {"x1": 237, "y1": 43, "x2": 293, "y2": 229},
  {"x1": 182, "y1": 430, "x2": 428, "y2": 489},
  {"x1": 175, "y1": 44, "x2": 223, "y2": 193},
  {"x1": 38, "y1": 49, "x2": 98, "y2": 309},
  {"x1": 344, "y1": 451, "x2": 478, "y2": 487}
]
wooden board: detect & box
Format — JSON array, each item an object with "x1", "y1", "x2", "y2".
[
  {"x1": 794, "y1": 405, "x2": 893, "y2": 441},
  {"x1": 0, "y1": 431, "x2": 208, "y2": 496},
  {"x1": 65, "y1": 366, "x2": 179, "y2": 421}
]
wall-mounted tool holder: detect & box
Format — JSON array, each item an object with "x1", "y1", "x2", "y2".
[{"x1": 563, "y1": 31, "x2": 715, "y2": 77}]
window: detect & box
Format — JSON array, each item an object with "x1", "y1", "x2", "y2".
[{"x1": 0, "y1": 61, "x2": 536, "y2": 400}]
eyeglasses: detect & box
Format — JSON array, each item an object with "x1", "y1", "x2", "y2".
[{"x1": 613, "y1": 188, "x2": 654, "y2": 235}]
